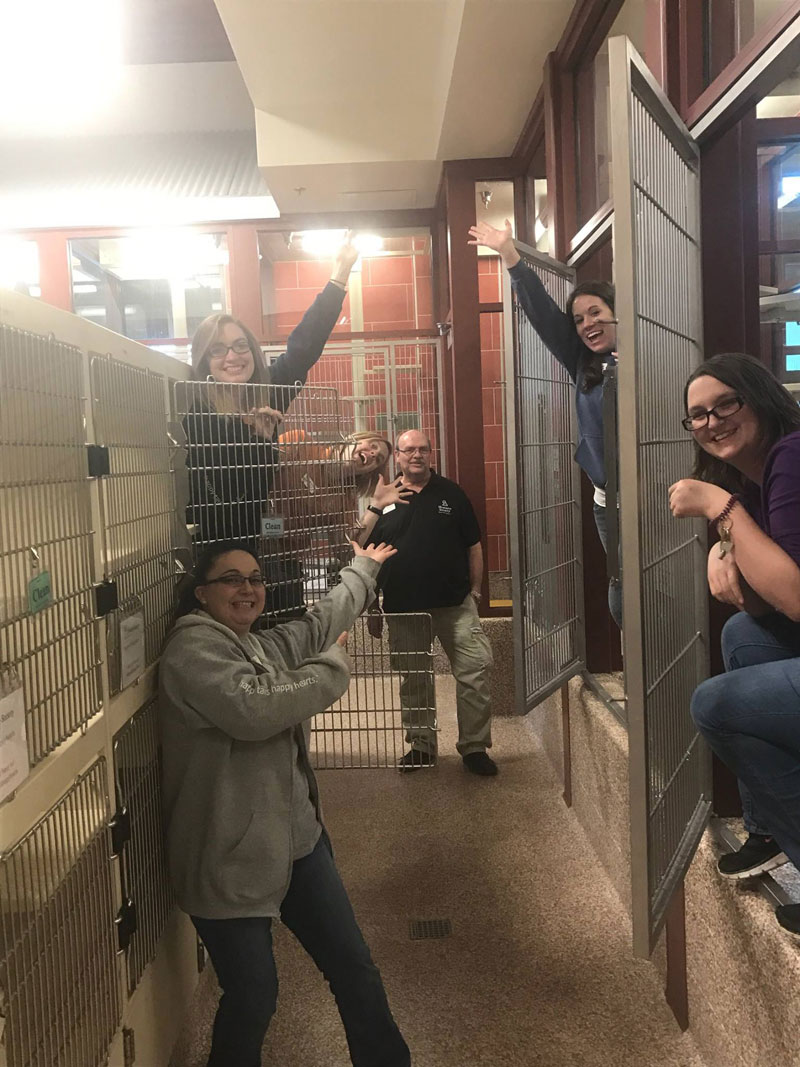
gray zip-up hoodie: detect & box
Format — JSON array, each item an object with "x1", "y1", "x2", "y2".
[{"x1": 158, "y1": 555, "x2": 379, "y2": 920}]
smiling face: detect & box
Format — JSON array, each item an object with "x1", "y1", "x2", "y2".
[
  {"x1": 571, "y1": 293, "x2": 616, "y2": 354},
  {"x1": 395, "y1": 429, "x2": 432, "y2": 483},
  {"x1": 352, "y1": 437, "x2": 390, "y2": 473},
  {"x1": 206, "y1": 322, "x2": 256, "y2": 384},
  {"x1": 194, "y1": 550, "x2": 265, "y2": 635},
  {"x1": 686, "y1": 375, "x2": 763, "y2": 473}
]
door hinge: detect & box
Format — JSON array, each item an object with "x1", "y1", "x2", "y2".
[{"x1": 115, "y1": 897, "x2": 138, "y2": 952}]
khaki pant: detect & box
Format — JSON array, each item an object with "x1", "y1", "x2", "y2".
[{"x1": 388, "y1": 595, "x2": 493, "y2": 757}]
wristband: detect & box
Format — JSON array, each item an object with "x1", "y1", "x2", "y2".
[
  {"x1": 713, "y1": 494, "x2": 740, "y2": 559},
  {"x1": 367, "y1": 505, "x2": 382, "y2": 516},
  {"x1": 711, "y1": 493, "x2": 740, "y2": 527}
]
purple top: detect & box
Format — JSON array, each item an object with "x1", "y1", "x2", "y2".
[{"x1": 742, "y1": 429, "x2": 800, "y2": 568}]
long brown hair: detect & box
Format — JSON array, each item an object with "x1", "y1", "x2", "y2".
[
  {"x1": 190, "y1": 313, "x2": 270, "y2": 384},
  {"x1": 685, "y1": 353, "x2": 800, "y2": 492},
  {"x1": 347, "y1": 432, "x2": 393, "y2": 497},
  {"x1": 565, "y1": 281, "x2": 616, "y2": 392}
]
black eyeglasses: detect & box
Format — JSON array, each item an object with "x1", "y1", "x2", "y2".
[
  {"x1": 208, "y1": 339, "x2": 251, "y2": 360},
  {"x1": 203, "y1": 574, "x2": 266, "y2": 589},
  {"x1": 396, "y1": 446, "x2": 431, "y2": 455},
  {"x1": 681, "y1": 395, "x2": 744, "y2": 431}
]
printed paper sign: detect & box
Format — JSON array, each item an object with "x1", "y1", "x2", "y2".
[
  {"x1": 119, "y1": 612, "x2": 146, "y2": 689},
  {"x1": 261, "y1": 516, "x2": 285, "y2": 537},
  {"x1": 0, "y1": 686, "x2": 29, "y2": 803},
  {"x1": 27, "y1": 570, "x2": 52, "y2": 614}
]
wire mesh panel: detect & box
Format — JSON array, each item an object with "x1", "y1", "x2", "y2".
[
  {"x1": 609, "y1": 36, "x2": 710, "y2": 956},
  {"x1": 310, "y1": 613, "x2": 435, "y2": 769},
  {"x1": 113, "y1": 698, "x2": 174, "y2": 995},
  {"x1": 503, "y1": 247, "x2": 585, "y2": 711},
  {"x1": 90, "y1": 356, "x2": 178, "y2": 691},
  {"x1": 266, "y1": 339, "x2": 443, "y2": 471},
  {"x1": 0, "y1": 759, "x2": 120, "y2": 1067},
  {"x1": 0, "y1": 325, "x2": 101, "y2": 766},
  {"x1": 175, "y1": 381, "x2": 358, "y2": 624}
]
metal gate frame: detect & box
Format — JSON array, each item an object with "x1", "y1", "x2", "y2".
[
  {"x1": 609, "y1": 34, "x2": 712, "y2": 957},
  {"x1": 503, "y1": 246, "x2": 586, "y2": 713}
]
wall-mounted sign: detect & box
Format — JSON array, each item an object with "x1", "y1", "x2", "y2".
[
  {"x1": 261, "y1": 516, "x2": 285, "y2": 537},
  {"x1": 0, "y1": 682, "x2": 28, "y2": 803}
]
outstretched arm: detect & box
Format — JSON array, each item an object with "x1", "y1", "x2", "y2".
[
  {"x1": 469, "y1": 219, "x2": 581, "y2": 381},
  {"x1": 269, "y1": 231, "x2": 360, "y2": 399}
]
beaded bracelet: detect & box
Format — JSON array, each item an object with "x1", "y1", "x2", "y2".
[{"x1": 713, "y1": 493, "x2": 740, "y2": 559}]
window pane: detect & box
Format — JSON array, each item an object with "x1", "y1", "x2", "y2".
[
  {"x1": 259, "y1": 228, "x2": 433, "y2": 341},
  {"x1": 707, "y1": 1, "x2": 795, "y2": 95},
  {"x1": 69, "y1": 232, "x2": 228, "y2": 341}
]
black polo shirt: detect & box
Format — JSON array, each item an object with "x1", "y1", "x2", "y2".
[{"x1": 367, "y1": 471, "x2": 481, "y2": 612}]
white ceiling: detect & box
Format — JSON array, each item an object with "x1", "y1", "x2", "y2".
[{"x1": 215, "y1": 0, "x2": 574, "y2": 212}]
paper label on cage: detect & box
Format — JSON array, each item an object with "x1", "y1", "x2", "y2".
[
  {"x1": 27, "y1": 570, "x2": 52, "y2": 614},
  {"x1": 119, "y1": 611, "x2": 146, "y2": 689},
  {"x1": 0, "y1": 686, "x2": 28, "y2": 802},
  {"x1": 261, "y1": 516, "x2": 285, "y2": 537}
]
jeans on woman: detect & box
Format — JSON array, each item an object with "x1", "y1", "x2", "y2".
[
  {"x1": 192, "y1": 836, "x2": 410, "y2": 1067},
  {"x1": 592, "y1": 502, "x2": 623, "y2": 628},
  {"x1": 691, "y1": 612, "x2": 800, "y2": 869}
]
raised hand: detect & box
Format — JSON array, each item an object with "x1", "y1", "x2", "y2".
[
  {"x1": 350, "y1": 540, "x2": 398, "y2": 566},
  {"x1": 371, "y1": 474, "x2": 414, "y2": 510},
  {"x1": 467, "y1": 219, "x2": 520, "y2": 268},
  {"x1": 241, "y1": 405, "x2": 283, "y2": 439},
  {"x1": 332, "y1": 230, "x2": 359, "y2": 283}
]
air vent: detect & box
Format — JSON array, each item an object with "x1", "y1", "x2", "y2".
[{"x1": 409, "y1": 918, "x2": 452, "y2": 940}]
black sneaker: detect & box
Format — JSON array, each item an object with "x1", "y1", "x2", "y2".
[
  {"x1": 397, "y1": 749, "x2": 434, "y2": 772},
  {"x1": 717, "y1": 833, "x2": 788, "y2": 879},
  {"x1": 775, "y1": 903, "x2": 800, "y2": 939},
  {"x1": 462, "y1": 752, "x2": 498, "y2": 777}
]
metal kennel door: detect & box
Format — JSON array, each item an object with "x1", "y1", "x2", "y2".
[
  {"x1": 609, "y1": 35, "x2": 711, "y2": 957},
  {"x1": 503, "y1": 247, "x2": 585, "y2": 712}
]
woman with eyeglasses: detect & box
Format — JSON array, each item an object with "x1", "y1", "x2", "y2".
[
  {"x1": 669, "y1": 352, "x2": 800, "y2": 940},
  {"x1": 468, "y1": 219, "x2": 622, "y2": 627},
  {"x1": 159, "y1": 537, "x2": 411, "y2": 1067},
  {"x1": 184, "y1": 232, "x2": 359, "y2": 619}
]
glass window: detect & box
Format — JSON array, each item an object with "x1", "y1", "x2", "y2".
[
  {"x1": 474, "y1": 181, "x2": 515, "y2": 301},
  {"x1": 0, "y1": 237, "x2": 40, "y2": 297},
  {"x1": 706, "y1": 0, "x2": 795, "y2": 92},
  {"x1": 258, "y1": 227, "x2": 433, "y2": 341},
  {"x1": 69, "y1": 231, "x2": 228, "y2": 341}
]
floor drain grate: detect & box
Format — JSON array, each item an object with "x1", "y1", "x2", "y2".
[{"x1": 409, "y1": 919, "x2": 452, "y2": 940}]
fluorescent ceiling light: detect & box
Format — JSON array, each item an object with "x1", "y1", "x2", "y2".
[
  {"x1": 0, "y1": 0, "x2": 123, "y2": 130},
  {"x1": 296, "y1": 231, "x2": 383, "y2": 257}
]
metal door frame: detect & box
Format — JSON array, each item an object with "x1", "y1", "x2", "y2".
[{"x1": 609, "y1": 34, "x2": 711, "y2": 956}]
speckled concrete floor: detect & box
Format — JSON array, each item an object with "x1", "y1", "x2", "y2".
[{"x1": 170, "y1": 676, "x2": 706, "y2": 1067}]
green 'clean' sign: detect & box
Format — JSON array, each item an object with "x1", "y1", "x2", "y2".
[{"x1": 28, "y1": 571, "x2": 52, "y2": 614}]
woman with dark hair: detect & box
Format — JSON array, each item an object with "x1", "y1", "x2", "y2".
[
  {"x1": 184, "y1": 233, "x2": 359, "y2": 618},
  {"x1": 160, "y1": 537, "x2": 411, "y2": 1066},
  {"x1": 669, "y1": 353, "x2": 800, "y2": 939},
  {"x1": 468, "y1": 219, "x2": 621, "y2": 626}
]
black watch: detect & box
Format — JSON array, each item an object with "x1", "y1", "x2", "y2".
[{"x1": 367, "y1": 505, "x2": 383, "y2": 516}]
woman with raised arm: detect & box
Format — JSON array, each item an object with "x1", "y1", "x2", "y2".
[
  {"x1": 468, "y1": 219, "x2": 621, "y2": 627},
  {"x1": 159, "y1": 538, "x2": 410, "y2": 1067},
  {"x1": 670, "y1": 352, "x2": 800, "y2": 940}
]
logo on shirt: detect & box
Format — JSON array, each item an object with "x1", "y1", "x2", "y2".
[{"x1": 438, "y1": 499, "x2": 452, "y2": 515}]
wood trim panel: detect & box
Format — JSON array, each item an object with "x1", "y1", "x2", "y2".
[
  {"x1": 757, "y1": 116, "x2": 800, "y2": 143},
  {"x1": 556, "y1": 0, "x2": 626, "y2": 70},
  {"x1": 512, "y1": 88, "x2": 545, "y2": 170}
]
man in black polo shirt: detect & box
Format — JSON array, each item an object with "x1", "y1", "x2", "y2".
[{"x1": 362, "y1": 429, "x2": 496, "y2": 776}]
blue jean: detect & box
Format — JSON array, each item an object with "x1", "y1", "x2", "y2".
[
  {"x1": 192, "y1": 836, "x2": 410, "y2": 1067},
  {"x1": 691, "y1": 612, "x2": 800, "y2": 869},
  {"x1": 592, "y1": 502, "x2": 623, "y2": 629}
]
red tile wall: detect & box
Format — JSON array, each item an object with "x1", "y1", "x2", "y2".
[{"x1": 480, "y1": 299, "x2": 508, "y2": 573}]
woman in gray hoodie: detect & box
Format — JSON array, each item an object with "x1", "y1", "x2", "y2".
[{"x1": 159, "y1": 539, "x2": 410, "y2": 1067}]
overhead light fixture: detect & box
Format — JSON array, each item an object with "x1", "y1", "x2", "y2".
[
  {"x1": 296, "y1": 230, "x2": 383, "y2": 258},
  {"x1": 0, "y1": 0, "x2": 123, "y2": 130}
]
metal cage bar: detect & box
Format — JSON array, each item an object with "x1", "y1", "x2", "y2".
[
  {"x1": 609, "y1": 35, "x2": 711, "y2": 957},
  {"x1": 310, "y1": 612, "x2": 435, "y2": 769},
  {"x1": 112, "y1": 698, "x2": 174, "y2": 995},
  {"x1": 175, "y1": 380, "x2": 359, "y2": 625},
  {"x1": 503, "y1": 248, "x2": 585, "y2": 713},
  {"x1": 0, "y1": 325, "x2": 101, "y2": 767},
  {"x1": 90, "y1": 356, "x2": 178, "y2": 692},
  {"x1": 0, "y1": 759, "x2": 120, "y2": 1067}
]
